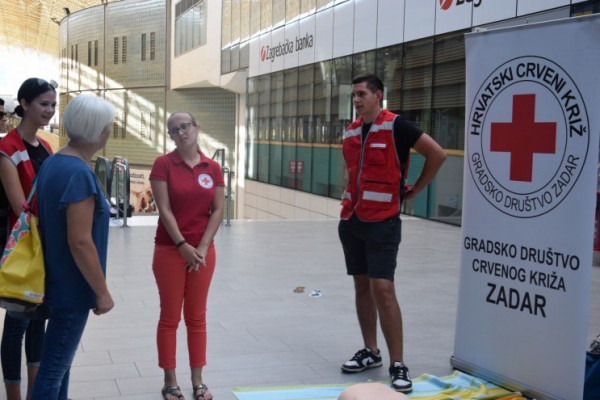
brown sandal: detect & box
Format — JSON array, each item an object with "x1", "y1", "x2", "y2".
[
  {"x1": 162, "y1": 385, "x2": 185, "y2": 400},
  {"x1": 193, "y1": 383, "x2": 212, "y2": 400}
]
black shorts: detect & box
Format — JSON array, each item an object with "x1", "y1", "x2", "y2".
[{"x1": 338, "y1": 214, "x2": 402, "y2": 281}]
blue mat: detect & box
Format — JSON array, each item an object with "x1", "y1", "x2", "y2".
[{"x1": 232, "y1": 371, "x2": 524, "y2": 400}]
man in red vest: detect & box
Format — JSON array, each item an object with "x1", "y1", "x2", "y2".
[{"x1": 339, "y1": 74, "x2": 446, "y2": 393}]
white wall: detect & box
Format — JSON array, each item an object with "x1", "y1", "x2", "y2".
[{"x1": 247, "y1": 0, "x2": 579, "y2": 78}]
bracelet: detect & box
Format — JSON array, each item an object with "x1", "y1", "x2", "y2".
[{"x1": 175, "y1": 239, "x2": 186, "y2": 248}]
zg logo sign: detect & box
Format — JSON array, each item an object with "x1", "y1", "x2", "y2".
[
  {"x1": 261, "y1": 46, "x2": 267, "y2": 62},
  {"x1": 467, "y1": 56, "x2": 589, "y2": 218},
  {"x1": 440, "y1": 0, "x2": 453, "y2": 9},
  {"x1": 439, "y1": 0, "x2": 482, "y2": 10}
]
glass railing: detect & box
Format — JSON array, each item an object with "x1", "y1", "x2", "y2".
[
  {"x1": 212, "y1": 148, "x2": 232, "y2": 226},
  {"x1": 94, "y1": 156, "x2": 131, "y2": 227}
]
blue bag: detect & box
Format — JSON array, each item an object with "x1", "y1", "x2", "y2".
[{"x1": 585, "y1": 335, "x2": 600, "y2": 400}]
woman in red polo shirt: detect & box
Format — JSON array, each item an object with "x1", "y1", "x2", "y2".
[{"x1": 150, "y1": 112, "x2": 224, "y2": 400}]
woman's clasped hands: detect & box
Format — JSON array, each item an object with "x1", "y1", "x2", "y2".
[{"x1": 178, "y1": 242, "x2": 208, "y2": 272}]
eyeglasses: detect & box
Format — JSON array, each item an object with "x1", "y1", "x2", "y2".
[
  {"x1": 168, "y1": 122, "x2": 194, "y2": 136},
  {"x1": 0, "y1": 112, "x2": 10, "y2": 119}
]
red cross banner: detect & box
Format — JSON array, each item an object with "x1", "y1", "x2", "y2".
[{"x1": 453, "y1": 15, "x2": 600, "y2": 400}]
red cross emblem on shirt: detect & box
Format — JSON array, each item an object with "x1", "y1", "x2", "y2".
[
  {"x1": 198, "y1": 173, "x2": 213, "y2": 189},
  {"x1": 490, "y1": 94, "x2": 556, "y2": 182}
]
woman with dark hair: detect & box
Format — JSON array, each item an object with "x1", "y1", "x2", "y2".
[{"x1": 0, "y1": 77, "x2": 56, "y2": 400}]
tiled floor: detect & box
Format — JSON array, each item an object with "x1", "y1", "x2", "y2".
[{"x1": 1, "y1": 216, "x2": 599, "y2": 399}]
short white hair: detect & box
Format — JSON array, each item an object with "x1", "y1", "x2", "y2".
[{"x1": 63, "y1": 94, "x2": 115, "y2": 144}]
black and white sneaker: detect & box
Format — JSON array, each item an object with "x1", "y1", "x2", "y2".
[
  {"x1": 341, "y1": 347, "x2": 382, "y2": 373},
  {"x1": 389, "y1": 361, "x2": 412, "y2": 393}
]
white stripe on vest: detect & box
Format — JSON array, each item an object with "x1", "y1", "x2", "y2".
[
  {"x1": 10, "y1": 149, "x2": 29, "y2": 166},
  {"x1": 362, "y1": 191, "x2": 392, "y2": 202}
]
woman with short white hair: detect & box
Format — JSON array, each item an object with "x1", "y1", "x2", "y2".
[{"x1": 31, "y1": 94, "x2": 116, "y2": 399}]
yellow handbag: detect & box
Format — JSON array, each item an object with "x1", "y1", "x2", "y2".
[{"x1": 0, "y1": 182, "x2": 45, "y2": 312}]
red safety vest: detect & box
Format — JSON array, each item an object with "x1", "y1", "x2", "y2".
[
  {"x1": 340, "y1": 110, "x2": 403, "y2": 221},
  {"x1": 0, "y1": 128, "x2": 52, "y2": 224}
]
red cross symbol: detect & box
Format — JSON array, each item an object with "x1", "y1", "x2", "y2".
[
  {"x1": 490, "y1": 94, "x2": 556, "y2": 182},
  {"x1": 200, "y1": 176, "x2": 211, "y2": 186}
]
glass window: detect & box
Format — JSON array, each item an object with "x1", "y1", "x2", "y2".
[
  {"x1": 310, "y1": 61, "x2": 332, "y2": 196},
  {"x1": 300, "y1": 0, "x2": 316, "y2": 15},
  {"x1": 175, "y1": 0, "x2": 207, "y2": 56},
  {"x1": 352, "y1": 50, "x2": 376, "y2": 78},
  {"x1": 282, "y1": 68, "x2": 298, "y2": 189},
  {"x1": 193, "y1": 2, "x2": 205, "y2": 48},
  {"x1": 246, "y1": 77, "x2": 259, "y2": 180},
  {"x1": 432, "y1": 31, "x2": 465, "y2": 150},
  {"x1": 175, "y1": 16, "x2": 181, "y2": 55},
  {"x1": 331, "y1": 56, "x2": 353, "y2": 145},
  {"x1": 283, "y1": 69, "x2": 298, "y2": 143},
  {"x1": 150, "y1": 32, "x2": 156, "y2": 60},
  {"x1": 250, "y1": 0, "x2": 261, "y2": 37},
  {"x1": 231, "y1": 45, "x2": 240, "y2": 70},
  {"x1": 269, "y1": 72, "x2": 284, "y2": 185},
  {"x1": 401, "y1": 38, "x2": 433, "y2": 133},
  {"x1": 221, "y1": 49, "x2": 231, "y2": 74},
  {"x1": 239, "y1": 42, "x2": 250, "y2": 69},
  {"x1": 317, "y1": 0, "x2": 333, "y2": 10},
  {"x1": 141, "y1": 33, "x2": 147, "y2": 61},
  {"x1": 261, "y1": 0, "x2": 273, "y2": 33},
  {"x1": 328, "y1": 57, "x2": 352, "y2": 200},
  {"x1": 313, "y1": 61, "x2": 332, "y2": 145},
  {"x1": 240, "y1": 0, "x2": 251, "y2": 41},
  {"x1": 376, "y1": 45, "x2": 403, "y2": 113},
  {"x1": 257, "y1": 75, "x2": 271, "y2": 182},
  {"x1": 232, "y1": 1, "x2": 241, "y2": 45},
  {"x1": 282, "y1": 69, "x2": 298, "y2": 189},
  {"x1": 273, "y1": 0, "x2": 286, "y2": 28},
  {"x1": 286, "y1": 0, "x2": 300, "y2": 22},
  {"x1": 572, "y1": 0, "x2": 600, "y2": 15},
  {"x1": 122, "y1": 36, "x2": 127, "y2": 64},
  {"x1": 113, "y1": 37, "x2": 119, "y2": 64},
  {"x1": 185, "y1": 10, "x2": 193, "y2": 51},
  {"x1": 222, "y1": 1, "x2": 231, "y2": 47},
  {"x1": 297, "y1": 64, "x2": 314, "y2": 144}
]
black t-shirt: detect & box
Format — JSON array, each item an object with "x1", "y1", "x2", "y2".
[
  {"x1": 24, "y1": 140, "x2": 50, "y2": 174},
  {"x1": 361, "y1": 115, "x2": 423, "y2": 179}
]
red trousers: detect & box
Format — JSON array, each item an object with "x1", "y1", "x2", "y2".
[{"x1": 152, "y1": 243, "x2": 215, "y2": 369}]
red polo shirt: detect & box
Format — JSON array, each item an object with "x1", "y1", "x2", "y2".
[{"x1": 150, "y1": 149, "x2": 224, "y2": 246}]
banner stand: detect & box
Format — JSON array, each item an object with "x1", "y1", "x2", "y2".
[{"x1": 453, "y1": 14, "x2": 600, "y2": 400}]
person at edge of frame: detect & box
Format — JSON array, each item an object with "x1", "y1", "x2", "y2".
[{"x1": 0, "y1": 79, "x2": 57, "y2": 400}]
